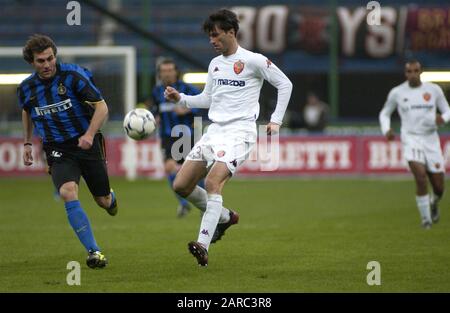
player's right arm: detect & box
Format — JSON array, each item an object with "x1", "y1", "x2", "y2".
[
  {"x1": 379, "y1": 88, "x2": 398, "y2": 141},
  {"x1": 22, "y1": 109, "x2": 33, "y2": 166},
  {"x1": 164, "y1": 63, "x2": 213, "y2": 109},
  {"x1": 18, "y1": 84, "x2": 34, "y2": 166}
]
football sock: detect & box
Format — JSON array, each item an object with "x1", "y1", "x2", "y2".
[
  {"x1": 65, "y1": 200, "x2": 100, "y2": 252},
  {"x1": 197, "y1": 194, "x2": 222, "y2": 250},
  {"x1": 416, "y1": 195, "x2": 431, "y2": 223},
  {"x1": 431, "y1": 193, "x2": 442, "y2": 206},
  {"x1": 168, "y1": 173, "x2": 189, "y2": 207},
  {"x1": 186, "y1": 186, "x2": 230, "y2": 222}
]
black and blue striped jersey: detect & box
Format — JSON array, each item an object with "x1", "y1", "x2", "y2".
[
  {"x1": 17, "y1": 63, "x2": 103, "y2": 144},
  {"x1": 152, "y1": 81, "x2": 202, "y2": 138}
]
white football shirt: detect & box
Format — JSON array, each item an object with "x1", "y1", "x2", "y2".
[
  {"x1": 178, "y1": 46, "x2": 292, "y2": 125},
  {"x1": 379, "y1": 81, "x2": 450, "y2": 136}
]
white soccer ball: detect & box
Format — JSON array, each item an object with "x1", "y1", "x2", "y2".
[{"x1": 123, "y1": 108, "x2": 156, "y2": 140}]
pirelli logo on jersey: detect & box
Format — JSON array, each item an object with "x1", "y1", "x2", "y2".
[
  {"x1": 214, "y1": 78, "x2": 246, "y2": 87},
  {"x1": 34, "y1": 99, "x2": 72, "y2": 116}
]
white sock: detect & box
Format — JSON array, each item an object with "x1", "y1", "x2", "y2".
[
  {"x1": 186, "y1": 186, "x2": 207, "y2": 212},
  {"x1": 416, "y1": 195, "x2": 431, "y2": 223},
  {"x1": 186, "y1": 186, "x2": 230, "y2": 222},
  {"x1": 197, "y1": 194, "x2": 223, "y2": 250},
  {"x1": 431, "y1": 193, "x2": 442, "y2": 205}
]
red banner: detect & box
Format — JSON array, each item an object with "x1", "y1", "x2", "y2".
[{"x1": 2, "y1": 135, "x2": 450, "y2": 177}]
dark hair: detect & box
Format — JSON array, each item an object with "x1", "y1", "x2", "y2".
[
  {"x1": 23, "y1": 34, "x2": 57, "y2": 63},
  {"x1": 203, "y1": 9, "x2": 239, "y2": 36},
  {"x1": 405, "y1": 59, "x2": 421, "y2": 67}
]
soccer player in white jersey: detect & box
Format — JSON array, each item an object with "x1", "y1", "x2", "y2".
[
  {"x1": 379, "y1": 60, "x2": 450, "y2": 229},
  {"x1": 164, "y1": 9, "x2": 293, "y2": 266}
]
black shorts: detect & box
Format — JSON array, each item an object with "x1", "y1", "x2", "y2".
[
  {"x1": 43, "y1": 133, "x2": 110, "y2": 197},
  {"x1": 161, "y1": 135, "x2": 195, "y2": 164}
]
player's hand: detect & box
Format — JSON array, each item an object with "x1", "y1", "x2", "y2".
[
  {"x1": 385, "y1": 129, "x2": 395, "y2": 141},
  {"x1": 164, "y1": 86, "x2": 181, "y2": 102},
  {"x1": 436, "y1": 114, "x2": 445, "y2": 126},
  {"x1": 174, "y1": 106, "x2": 190, "y2": 116},
  {"x1": 23, "y1": 145, "x2": 33, "y2": 166},
  {"x1": 266, "y1": 122, "x2": 280, "y2": 136},
  {"x1": 78, "y1": 133, "x2": 94, "y2": 150}
]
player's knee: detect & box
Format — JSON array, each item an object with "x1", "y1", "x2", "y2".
[
  {"x1": 173, "y1": 178, "x2": 190, "y2": 197},
  {"x1": 433, "y1": 184, "x2": 444, "y2": 197},
  {"x1": 59, "y1": 182, "x2": 78, "y2": 201},
  {"x1": 164, "y1": 160, "x2": 177, "y2": 175},
  {"x1": 416, "y1": 174, "x2": 427, "y2": 187},
  {"x1": 205, "y1": 177, "x2": 220, "y2": 194}
]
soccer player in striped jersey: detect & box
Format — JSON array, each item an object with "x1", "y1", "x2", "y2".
[
  {"x1": 152, "y1": 58, "x2": 205, "y2": 217},
  {"x1": 18, "y1": 34, "x2": 117, "y2": 268}
]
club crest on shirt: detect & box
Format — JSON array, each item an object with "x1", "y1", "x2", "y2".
[
  {"x1": 423, "y1": 92, "x2": 431, "y2": 102},
  {"x1": 217, "y1": 150, "x2": 226, "y2": 157},
  {"x1": 435, "y1": 163, "x2": 441, "y2": 169},
  {"x1": 57, "y1": 84, "x2": 67, "y2": 95},
  {"x1": 266, "y1": 59, "x2": 272, "y2": 68},
  {"x1": 233, "y1": 60, "x2": 244, "y2": 74}
]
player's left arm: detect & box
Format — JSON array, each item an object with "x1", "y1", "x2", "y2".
[
  {"x1": 435, "y1": 84, "x2": 450, "y2": 126},
  {"x1": 78, "y1": 100, "x2": 109, "y2": 149},
  {"x1": 74, "y1": 69, "x2": 108, "y2": 149},
  {"x1": 254, "y1": 55, "x2": 293, "y2": 135}
]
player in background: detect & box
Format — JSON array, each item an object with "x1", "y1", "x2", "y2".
[
  {"x1": 151, "y1": 58, "x2": 206, "y2": 217},
  {"x1": 379, "y1": 60, "x2": 450, "y2": 229},
  {"x1": 18, "y1": 34, "x2": 117, "y2": 268},
  {"x1": 165, "y1": 9, "x2": 293, "y2": 266}
]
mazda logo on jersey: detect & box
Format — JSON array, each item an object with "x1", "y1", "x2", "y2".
[
  {"x1": 233, "y1": 60, "x2": 244, "y2": 74},
  {"x1": 214, "y1": 79, "x2": 246, "y2": 87}
]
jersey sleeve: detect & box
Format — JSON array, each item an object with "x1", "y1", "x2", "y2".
[
  {"x1": 184, "y1": 83, "x2": 202, "y2": 114},
  {"x1": 253, "y1": 54, "x2": 293, "y2": 125},
  {"x1": 435, "y1": 84, "x2": 450, "y2": 123},
  {"x1": 17, "y1": 85, "x2": 29, "y2": 112},
  {"x1": 73, "y1": 68, "x2": 103, "y2": 103},
  {"x1": 379, "y1": 88, "x2": 398, "y2": 135},
  {"x1": 179, "y1": 63, "x2": 213, "y2": 109}
]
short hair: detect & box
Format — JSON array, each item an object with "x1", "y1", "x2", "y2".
[
  {"x1": 157, "y1": 58, "x2": 178, "y2": 72},
  {"x1": 23, "y1": 34, "x2": 57, "y2": 63},
  {"x1": 203, "y1": 9, "x2": 239, "y2": 36},
  {"x1": 405, "y1": 59, "x2": 422, "y2": 68}
]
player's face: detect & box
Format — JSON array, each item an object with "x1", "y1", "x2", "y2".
[
  {"x1": 405, "y1": 62, "x2": 422, "y2": 87},
  {"x1": 208, "y1": 26, "x2": 235, "y2": 55},
  {"x1": 32, "y1": 47, "x2": 57, "y2": 80},
  {"x1": 159, "y1": 63, "x2": 177, "y2": 86}
]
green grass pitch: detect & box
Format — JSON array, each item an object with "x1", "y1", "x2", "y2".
[{"x1": 1, "y1": 177, "x2": 450, "y2": 292}]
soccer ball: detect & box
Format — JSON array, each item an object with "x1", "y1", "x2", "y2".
[{"x1": 123, "y1": 108, "x2": 156, "y2": 140}]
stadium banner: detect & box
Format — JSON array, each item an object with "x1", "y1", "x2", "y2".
[
  {"x1": 3, "y1": 135, "x2": 450, "y2": 177},
  {"x1": 231, "y1": 5, "x2": 450, "y2": 57}
]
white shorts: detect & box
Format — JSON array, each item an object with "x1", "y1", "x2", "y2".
[
  {"x1": 401, "y1": 132, "x2": 445, "y2": 173},
  {"x1": 186, "y1": 121, "x2": 256, "y2": 175}
]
